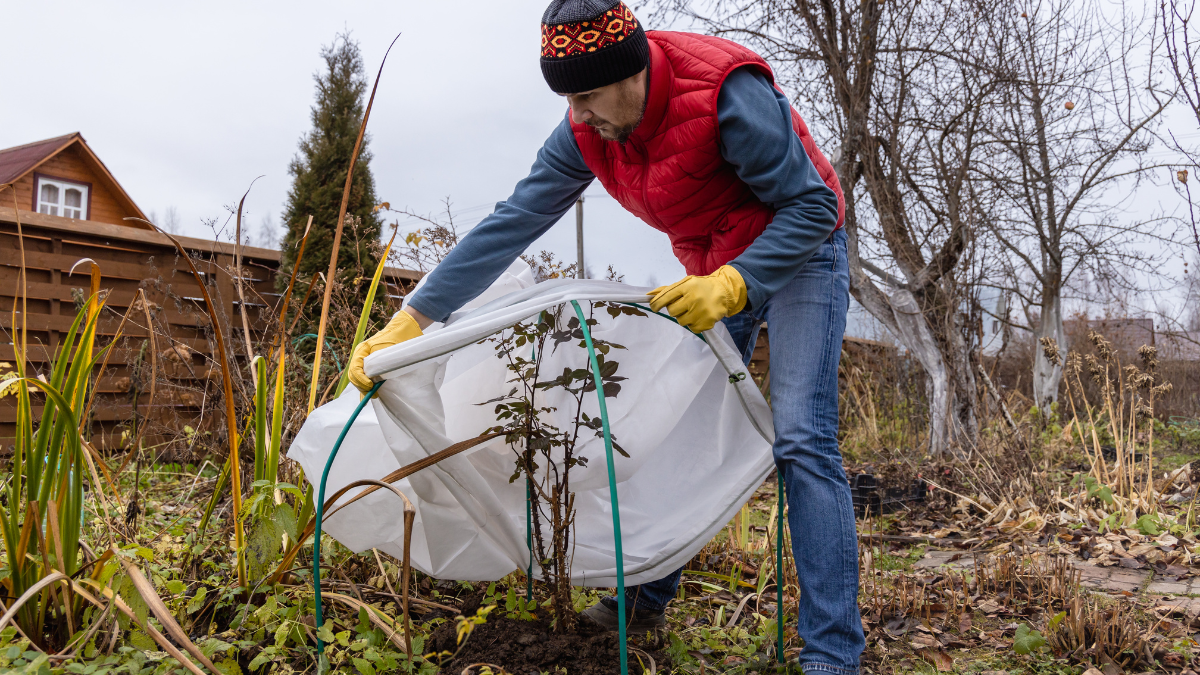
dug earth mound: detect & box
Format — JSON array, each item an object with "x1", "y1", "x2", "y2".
[{"x1": 430, "y1": 614, "x2": 670, "y2": 675}]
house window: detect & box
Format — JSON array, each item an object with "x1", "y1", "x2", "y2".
[
  {"x1": 992, "y1": 320, "x2": 999, "y2": 335},
  {"x1": 35, "y1": 177, "x2": 89, "y2": 220}
]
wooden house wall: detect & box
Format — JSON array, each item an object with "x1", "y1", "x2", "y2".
[{"x1": 8, "y1": 143, "x2": 142, "y2": 227}]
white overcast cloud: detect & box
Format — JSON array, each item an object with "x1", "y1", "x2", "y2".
[
  {"x1": 1, "y1": 1, "x2": 1194, "y2": 324},
  {"x1": 0, "y1": 0, "x2": 686, "y2": 286}
]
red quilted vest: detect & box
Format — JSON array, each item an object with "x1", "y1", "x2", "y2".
[{"x1": 572, "y1": 31, "x2": 845, "y2": 276}]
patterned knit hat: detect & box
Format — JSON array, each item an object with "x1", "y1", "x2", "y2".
[{"x1": 540, "y1": 0, "x2": 649, "y2": 94}]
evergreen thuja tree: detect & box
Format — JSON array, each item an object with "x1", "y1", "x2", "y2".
[{"x1": 279, "y1": 33, "x2": 383, "y2": 319}]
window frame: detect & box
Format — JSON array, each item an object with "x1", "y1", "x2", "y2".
[{"x1": 32, "y1": 173, "x2": 92, "y2": 221}]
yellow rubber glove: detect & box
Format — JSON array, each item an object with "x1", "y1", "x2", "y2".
[
  {"x1": 348, "y1": 310, "x2": 423, "y2": 393},
  {"x1": 649, "y1": 265, "x2": 748, "y2": 333}
]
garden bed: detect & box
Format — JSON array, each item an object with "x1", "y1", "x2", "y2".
[{"x1": 430, "y1": 613, "x2": 669, "y2": 675}]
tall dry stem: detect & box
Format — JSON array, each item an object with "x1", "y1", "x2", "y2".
[
  {"x1": 131, "y1": 217, "x2": 247, "y2": 590},
  {"x1": 308, "y1": 34, "x2": 401, "y2": 413}
]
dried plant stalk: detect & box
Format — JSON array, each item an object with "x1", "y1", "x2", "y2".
[{"x1": 308, "y1": 33, "x2": 401, "y2": 414}]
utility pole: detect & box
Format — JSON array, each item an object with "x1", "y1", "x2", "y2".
[{"x1": 575, "y1": 196, "x2": 585, "y2": 279}]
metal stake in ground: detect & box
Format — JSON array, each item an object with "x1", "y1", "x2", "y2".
[
  {"x1": 777, "y1": 469, "x2": 785, "y2": 663},
  {"x1": 570, "y1": 300, "x2": 628, "y2": 675},
  {"x1": 314, "y1": 381, "x2": 383, "y2": 658},
  {"x1": 576, "y1": 197, "x2": 585, "y2": 279}
]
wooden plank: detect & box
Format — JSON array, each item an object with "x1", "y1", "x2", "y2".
[
  {"x1": 0, "y1": 227, "x2": 224, "y2": 267},
  {"x1": 0, "y1": 404, "x2": 204, "y2": 424},
  {"x1": 82, "y1": 375, "x2": 209, "y2": 394},
  {"x1": 0, "y1": 207, "x2": 283, "y2": 261},
  {"x1": 49, "y1": 236, "x2": 62, "y2": 351},
  {"x1": 0, "y1": 275, "x2": 237, "y2": 312},
  {"x1": 0, "y1": 246, "x2": 188, "y2": 281},
  {"x1": 0, "y1": 297, "x2": 218, "y2": 332},
  {"x1": 0, "y1": 315, "x2": 218, "y2": 352},
  {"x1": 383, "y1": 267, "x2": 422, "y2": 282},
  {"x1": 0, "y1": 210, "x2": 422, "y2": 282},
  {"x1": 0, "y1": 345, "x2": 177, "y2": 363},
  {"x1": 0, "y1": 289, "x2": 275, "y2": 332},
  {"x1": 0, "y1": 433, "x2": 202, "y2": 454},
  {"x1": 0, "y1": 342, "x2": 292, "y2": 368}
]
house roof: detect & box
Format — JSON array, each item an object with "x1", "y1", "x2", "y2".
[
  {"x1": 0, "y1": 132, "x2": 147, "y2": 225},
  {"x1": 0, "y1": 132, "x2": 79, "y2": 185}
]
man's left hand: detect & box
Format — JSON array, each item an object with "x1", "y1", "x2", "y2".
[{"x1": 649, "y1": 265, "x2": 748, "y2": 332}]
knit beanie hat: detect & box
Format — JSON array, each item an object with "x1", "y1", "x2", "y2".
[{"x1": 540, "y1": 0, "x2": 649, "y2": 94}]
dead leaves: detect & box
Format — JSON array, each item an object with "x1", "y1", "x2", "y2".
[
  {"x1": 1072, "y1": 527, "x2": 1195, "y2": 572},
  {"x1": 915, "y1": 646, "x2": 954, "y2": 671}
]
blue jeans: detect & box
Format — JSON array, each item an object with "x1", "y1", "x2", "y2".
[{"x1": 623, "y1": 229, "x2": 863, "y2": 674}]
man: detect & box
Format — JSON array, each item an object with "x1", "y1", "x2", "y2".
[{"x1": 348, "y1": 0, "x2": 863, "y2": 672}]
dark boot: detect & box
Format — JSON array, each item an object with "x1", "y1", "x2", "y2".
[{"x1": 580, "y1": 597, "x2": 666, "y2": 634}]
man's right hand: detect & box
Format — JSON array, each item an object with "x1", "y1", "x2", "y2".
[{"x1": 348, "y1": 308, "x2": 427, "y2": 392}]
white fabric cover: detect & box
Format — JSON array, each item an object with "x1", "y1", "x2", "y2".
[{"x1": 287, "y1": 260, "x2": 774, "y2": 585}]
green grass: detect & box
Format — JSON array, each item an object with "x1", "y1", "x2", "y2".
[{"x1": 870, "y1": 545, "x2": 926, "y2": 572}]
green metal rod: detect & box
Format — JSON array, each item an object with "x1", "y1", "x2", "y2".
[
  {"x1": 526, "y1": 478, "x2": 534, "y2": 603},
  {"x1": 528, "y1": 330, "x2": 539, "y2": 603},
  {"x1": 570, "y1": 300, "x2": 628, "y2": 675},
  {"x1": 776, "y1": 468, "x2": 785, "y2": 663},
  {"x1": 314, "y1": 380, "x2": 383, "y2": 656},
  {"x1": 294, "y1": 333, "x2": 344, "y2": 373},
  {"x1": 617, "y1": 302, "x2": 707, "y2": 344}
]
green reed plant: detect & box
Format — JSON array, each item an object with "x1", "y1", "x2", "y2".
[
  {"x1": 334, "y1": 226, "x2": 398, "y2": 399},
  {"x1": 0, "y1": 295, "x2": 109, "y2": 649}
]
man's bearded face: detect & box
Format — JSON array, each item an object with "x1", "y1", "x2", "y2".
[{"x1": 564, "y1": 68, "x2": 648, "y2": 143}]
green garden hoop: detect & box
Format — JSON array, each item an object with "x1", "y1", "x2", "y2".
[{"x1": 310, "y1": 300, "x2": 784, "y2": 673}]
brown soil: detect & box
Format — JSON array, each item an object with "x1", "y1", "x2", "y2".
[{"x1": 430, "y1": 615, "x2": 667, "y2": 675}]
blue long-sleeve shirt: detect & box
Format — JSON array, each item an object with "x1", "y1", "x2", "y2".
[{"x1": 408, "y1": 67, "x2": 839, "y2": 322}]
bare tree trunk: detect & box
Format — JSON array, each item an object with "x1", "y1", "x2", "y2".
[
  {"x1": 1032, "y1": 290, "x2": 1066, "y2": 407},
  {"x1": 888, "y1": 289, "x2": 954, "y2": 454},
  {"x1": 843, "y1": 200, "x2": 977, "y2": 455}
]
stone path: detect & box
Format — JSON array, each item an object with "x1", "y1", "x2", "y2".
[{"x1": 913, "y1": 549, "x2": 1199, "y2": 597}]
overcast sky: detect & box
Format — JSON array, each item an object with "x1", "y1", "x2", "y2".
[
  {"x1": 0, "y1": 0, "x2": 688, "y2": 287},
  {"x1": 1, "y1": 1, "x2": 1195, "y2": 329}
]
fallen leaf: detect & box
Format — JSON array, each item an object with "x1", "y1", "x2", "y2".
[
  {"x1": 1127, "y1": 543, "x2": 1156, "y2": 556},
  {"x1": 1158, "y1": 533, "x2": 1180, "y2": 547},
  {"x1": 910, "y1": 633, "x2": 939, "y2": 649},
  {"x1": 916, "y1": 648, "x2": 954, "y2": 671},
  {"x1": 938, "y1": 636, "x2": 968, "y2": 649},
  {"x1": 957, "y1": 614, "x2": 972, "y2": 633},
  {"x1": 977, "y1": 599, "x2": 1002, "y2": 615},
  {"x1": 1153, "y1": 561, "x2": 1189, "y2": 577},
  {"x1": 885, "y1": 616, "x2": 915, "y2": 637}
]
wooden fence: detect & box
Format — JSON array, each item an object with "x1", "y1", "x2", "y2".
[
  {"x1": 0, "y1": 206, "x2": 420, "y2": 454},
  {"x1": 747, "y1": 327, "x2": 898, "y2": 387}
]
